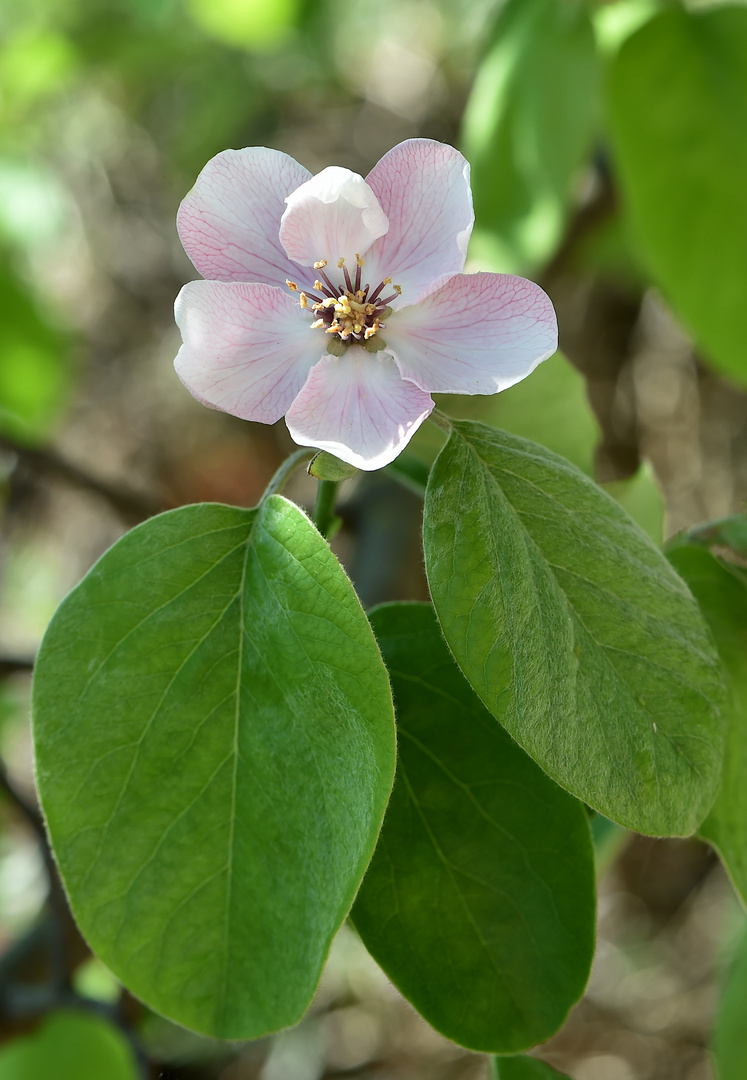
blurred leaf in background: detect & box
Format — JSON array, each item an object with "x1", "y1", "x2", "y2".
[
  {"x1": 462, "y1": 0, "x2": 598, "y2": 273},
  {"x1": 607, "y1": 5, "x2": 747, "y2": 386},
  {"x1": 0, "y1": 268, "x2": 72, "y2": 445},
  {"x1": 0, "y1": 1011, "x2": 138, "y2": 1080}
]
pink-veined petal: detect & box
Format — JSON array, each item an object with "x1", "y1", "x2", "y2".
[
  {"x1": 279, "y1": 167, "x2": 389, "y2": 268},
  {"x1": 362, "y1": 140, "x2": 475, "y2": 306},
  {"x1": 174, "y1": 280, "x2": 323, "y2": 424},
  {"x1": 384, "y1": 273, "x2": 558, "y2": 395},
  {"x1": 177, "y1": 147, "x2": 312, "y2": 287},
  {"x1": 285, "y1": 348, "x2": 434, "y2": 471}
]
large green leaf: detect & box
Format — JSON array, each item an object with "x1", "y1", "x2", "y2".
[
  {"x1": 607, "y1": 7, "x2": 747, "y2": 384},
  {"x1": 462, "y1": 0, "x2": 598, "y2": 271},
  {"x1": 423, "y1": 420, "x2": 725, "y2": 836},
  {"x1": 667, "y1": 541, "x2": 747, "y2": 905},
  {"x1": 0, "y1": 1011, "x2": 137, "y2": 1080},
  {"x1": 353, "y1": 603, "x2": 595, "y2": 1053},
  {"x1": 491, "y1": 1055, "x2": 572, "y2": 1080},
  {"x1": 32, "y1": 498, "x2": 395, "y2": 1039}
]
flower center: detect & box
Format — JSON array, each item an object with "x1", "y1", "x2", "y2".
[{"x1": 286, "y1": 256, "x2": 401, "y2": 347}]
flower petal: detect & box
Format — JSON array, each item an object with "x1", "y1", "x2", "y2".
[
  {"x1": 279, "y1": 167, "x2": 389, "y2": 268},
  {"x1": 285, "y1": 348, "x2": 434, "y2": 471},
  {"x1": 177, "y1": 147, "x2": 312, "y2": 286},
  {"x1": 384, "y1": 273, "x2": 558, "y2": 395},
  {"x1": 362, "y1": 140, "x2": 475, "y2": 306},
  {"x1": 174, "y1": 280, "x2": 323, "y2": 424}
]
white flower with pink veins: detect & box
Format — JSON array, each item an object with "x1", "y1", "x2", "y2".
[{"x1": 174, "y1": 139, "x2": 558, "y2": 471}]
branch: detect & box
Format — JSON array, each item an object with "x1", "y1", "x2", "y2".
[{"x1": 1, "y1": 436, "x2": 162, "y2": 524}]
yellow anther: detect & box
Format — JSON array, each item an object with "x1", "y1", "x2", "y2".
[
  {"x1": 337, "y1": 257, "x2": 345, "y2": 268},
  {"x1": 356, "y1": 290, "x2": 365, "y2": 301},
  {"x1": 364, "y1": 303, "x2": 376, "y2": 315},
  {"x1": 313, "y1": 260, "x2": 327, "y2": 270},
  {"x1": 353, "y1": 323, "x2": 362, "y2": 334},
  {"x1": 356, "y1": 253, "x2": 364, "y2": 267},
  {"x1": 382, "y1": 277, "x2": 392, "y2": 285},
  {"x1": 286, "y1": 279, "x2": 298, "y2": 291},
  {"x1": 314, "y1": 280, "x2": 325, "y2": 292},
  {"x1": 299, "y1": 293, "x2": 309, "y2": 309},
  {"x1": 393, "y1": 284, "x2": 402, "y2": 295},
  {"x1": 310, "y1": 318, "x2": 325, "y2": 330},
  {"x1": 322, "y1": 297, "x2": 337, "y2": 308},
  {"x1": 364, "y1": 325, "x2": 377, "y2": 339}
]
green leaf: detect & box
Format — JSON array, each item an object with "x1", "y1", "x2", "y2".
[
  {"x1": 185, "y1": 0, "x2": 300, "y2": 50},
  {"x1": 491, "y1": 1054, "x2": 572, "y2": 1080},
  {"x1": 712, "y1": 919, "x2": 747, "y2": 1079},
  {"x1": 423, "y1": 421, "x2": 725, "y2": 836},
  {"x1": 604, "y1": 462, "x2": 664, "y2": 546},
  {"x1": 409, "y1": 352, "x2": 599, "y2": 479},
  {"x1": 607, "y1": 7, "x2": 747, "y2": 384},
  {"x1": 32, "y1": 498, "x2": 395, "y2": 1039},
  {"x1": 0, "y1": 1011, "x2": 137, "y2": 1080},
  {"x1": 353, "y1": 603, "x2": 595, "y2": 1053},
  {"x1": 666, "y1": 542, "x2": 747, "y2": 905},
  {"x1": 462, "y1": 0, "x2": 598, "y2": 271},
  {"x1": 308, "y1": 451, "x2": 357, "y2": 482},
  {"x1": 0, "y1": 267, "x2": 71, "y2": 443}
]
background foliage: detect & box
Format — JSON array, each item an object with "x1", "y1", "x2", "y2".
[{"x1": 1, "y1": 0, "x2": 747, "y2": 1077}]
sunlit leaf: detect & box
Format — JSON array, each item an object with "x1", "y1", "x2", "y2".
[
  {"x1": 608, "y1": 6, "x2": 747, "y2": 384},
  {"x1": 462, "y1": 0, "x2": 598, "y2": 271},
  {"x1": 185, "y1": 0, "x2": 300, "y2": 50},
  {"x1": 33, "y1": 499, "x2": 395, "y2": 1038},
  {"x1": 423, "y1": 420, "x2": 726, "y2": 835}
]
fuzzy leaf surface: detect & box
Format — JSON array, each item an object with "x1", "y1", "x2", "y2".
[
  {"x1": 353, "y1": 603, "x2": 595, "y2": 1052},
  {"x1": 423, "y1": 421, "x2": 725, "y2": 835},
  {"x1": 33, "y1": 498, "x2": 395, "y2": 1038}
]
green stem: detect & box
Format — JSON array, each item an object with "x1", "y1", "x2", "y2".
[
  {"x1": 313, "y1": 479, "x2": 340, "y2": 538},
  {"x1": 262, "y1": 447, "x2": 315, "y2": 502},
  {"x1": 428, "y1": 408, "x2": 453, "y2": 434}
]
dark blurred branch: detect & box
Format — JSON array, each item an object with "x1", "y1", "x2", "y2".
[
  {"x1": 540, "y1": 163, "x2": 618, "y2": 290},
  {"x1": 0, "y1": 657, "x2": 34, "y2": 681},
  {"x1": 1, "y1": 435, "x2": 162, "y2": 524}
]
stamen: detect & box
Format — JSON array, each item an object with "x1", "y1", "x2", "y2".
[
  {"x1": 367, "y1": 277, "x2": 391, "y2": 304},
  {"x1": 317, "y1": 268, "x2": 338, "y2": 295},
  {"x1": 342, "y1": 263, "x2": 354, "y2": 293},
  {"x1": 286, "y1": 280, "x2": 298, "y2": 291},
  {"x1": 337, "y1": 257, "x2": 345, "y2": 269},
  {"x1": 310, "y1": 318, "x2": 325, "y2": 329},
  {"x1": 314, "y1": 278, "x2": 336, "y2": 299},
  {"x1": 354, "y1": 254, "x2": 363, "y2": 293},
  {"x1": 299, "y1": 293, "x2": 309, "y2": 309},
  {"x1": 313, "y1": 260, "x2": 327, "y2": 270}
]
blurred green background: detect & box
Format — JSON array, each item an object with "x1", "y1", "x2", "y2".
[{"x1": 1, "y1": 0, "x2": 747, "y2": 1076}]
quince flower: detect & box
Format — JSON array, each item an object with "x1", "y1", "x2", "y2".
[{"x1": 174, "y1": 139, "x2": 557, "y2": 470}]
